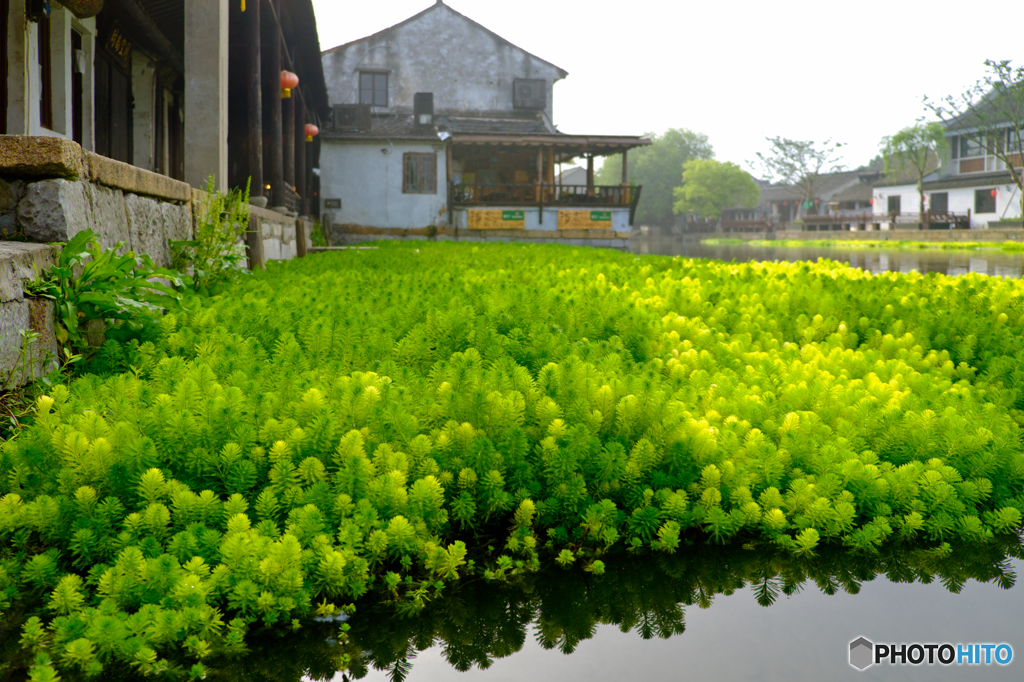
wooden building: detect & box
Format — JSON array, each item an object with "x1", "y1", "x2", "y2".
[{"x1": 3, "y1": 0, "x2": 329, "y2": 214}]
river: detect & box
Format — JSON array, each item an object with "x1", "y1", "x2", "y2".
[{"x1": 628, "y1": 238, "x2": 1024, "y2": 278}]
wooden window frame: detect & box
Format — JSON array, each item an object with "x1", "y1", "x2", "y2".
[
  {"x1": 975, "y1": 189, "x2": 996, "y2": 214},
  {"x1": 403, "y1": 152, "x2": 437, "y2": 194},
  {"x1": 887, "y1": 195, "x2": 901, "y2": 214},
  {"x1": 359, "y1": 71, "x2": 388, "y2": 107}
]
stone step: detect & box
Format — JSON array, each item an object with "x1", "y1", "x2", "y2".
[{"x1": 0, "y1": 242, "x2": 59, "y2": 389}]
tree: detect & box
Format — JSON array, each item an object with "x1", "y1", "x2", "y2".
[
  {"x1": 672, "y1": 160, "x2": 760, "y2": 220},
  {"x1": 925, "y1": 59, "x2": 1024, "y2": 228},
  {"x1": 879, "y1": 122, "x2": 947, "y2": 228},
  {"x1": 595, "y1": 128, "x2": 713, "y2": 226},
  {"x1": 753, "y1": 137, "x2": 846, "y2": 216}
]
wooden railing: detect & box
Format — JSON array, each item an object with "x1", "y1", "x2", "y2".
[{"x1": 450, "y1": 183, "x2": 644, "y2": 225}]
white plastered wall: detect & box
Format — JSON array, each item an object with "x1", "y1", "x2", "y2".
[{"x1": 320, "y1": 140, "x2": 449, "y2": 229}]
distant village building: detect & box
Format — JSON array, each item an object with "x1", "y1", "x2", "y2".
[
  {"x1": 872, "y1": 124, "x2": 1023, "y2": 229},
  {"x1": 318, "y1": 0, "x2": 649, "y2": 241}
]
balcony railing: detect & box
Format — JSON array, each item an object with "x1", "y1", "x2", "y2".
[{"x1": 450, "y1": 182, "x2": 643, "y2": 223}]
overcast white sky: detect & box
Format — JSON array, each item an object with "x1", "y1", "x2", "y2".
[{"x1": 310, "y1": 0, "x2": 1023, "y2": 176}]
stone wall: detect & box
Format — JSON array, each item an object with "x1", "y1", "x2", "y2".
[{"x1": 0, "y1": 135, "x2": 313, "y2": 388}]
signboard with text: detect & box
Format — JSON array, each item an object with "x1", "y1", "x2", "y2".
[
  {"x1": 468, "y1": 209, "x2": 526, "y2": 230},
  {"x1": 557, "y1": 210, "x2": 614, "y2": 230}
]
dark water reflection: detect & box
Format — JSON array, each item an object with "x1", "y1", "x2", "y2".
[
  {"x1": 629, "y1": 237, "x2": 1024, "y2": 278},
  {"x1": 292, "y1": 542, "x2": 1024, "y2": 682}
]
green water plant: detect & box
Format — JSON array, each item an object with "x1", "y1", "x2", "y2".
[{"x1": 4, "y1": 242, "x2": 1024, "y2": 677}]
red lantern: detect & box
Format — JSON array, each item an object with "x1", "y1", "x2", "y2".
[
  {"x1": 280, "y1": 71, "x2": 299, "y2": 98},
  {"x1": 991, "y1": 189, "x2": 998, "y2": 197},
  {"x1": 304, "y1": 123, "x2": 319, "y2": 142},
  {"x1": 869, "y1": 198, "x2": 874, "y2": 205}
]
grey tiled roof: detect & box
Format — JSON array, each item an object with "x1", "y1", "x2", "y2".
[
  {"x1": 322, "y1": 114, "x2": 552, "y2": 141},
  {"x1": 444, "y1": 116, "x2": 551, "y2": 135}
]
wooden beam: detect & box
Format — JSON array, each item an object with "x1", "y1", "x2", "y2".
[
  {"x1": 261, "y1": 0, "x2": 284, "y2": 208},
  {"x1": 107, "y1": 0, "x2": 185, "y2": 74}
]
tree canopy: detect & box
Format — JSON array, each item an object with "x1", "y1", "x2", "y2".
[
  {"x1": 595, "y1": 128, "x2": 713, "y2": 226},
  {"x1": 754, "y1": 137, "x2": 846, "y2": 214},
  {"x1": 925, "y1": 59, "x2": 1024, "y2": 227},
  {"x1": 672, "y1": 160, "x2": 760, "y2": 220},
  {"x1": 879, "y1": 121, "x2": 947, "y2": 224}
]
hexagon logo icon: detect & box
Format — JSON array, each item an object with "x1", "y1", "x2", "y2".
[{"x1": 850, "y1": 637, "x2": 874, "y2": 670}]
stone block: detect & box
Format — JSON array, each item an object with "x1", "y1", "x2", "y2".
[
  {"x1": 125, "y1": 193, "x2": 170, "y2": 267},
  {"x1": 0, "y1": 135, "x2": 88, "y2": 178},
  {"x1": 18, "y1": 179, "x2": 92, "y2": 243},
  {"x1": 0, "y1": 242, "x2": 60, "y2": 302},
  {"x1": 85, "y1": 183, "x2": 131, "y2": 252},
  {"x1": 85, "y1": 151, "x2": 192, "y2": 202},
  {"x1": 0, "y1": 298, "x2": 59, "y2": 389},
  {"x1": 0, "y1": 179, "x2": 26, "y2": 237},
  {"x1": 163, "y1": 202, "x2": 194, "y2": 243},
  {"x1": 263, "y1": 238, "x2": 282, "y2": 261}
]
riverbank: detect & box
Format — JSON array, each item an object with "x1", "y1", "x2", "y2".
[
  {"x1": 703, "y1": 237, "x2": 1024, "y2": 252},
  {"x1": 688, "y1": 228, "x2": 1024, "y2": 244}
]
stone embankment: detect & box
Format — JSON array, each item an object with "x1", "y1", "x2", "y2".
[{"x1": 0, "y1": 135, "x2": 313, "y2": 387}]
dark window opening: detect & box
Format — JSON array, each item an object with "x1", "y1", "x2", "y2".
[
  {"x1": 949, "y1": 135, "x2": 958, "y2": 160},
  {"x1": 975, "y1": 189, "x2": 996, "y2": 214},
  {"x1": 94, "y1": 53, "x2": 132, "y2": 163},
  {"x1": 930, "y1": 192, "x2": 948, "y2": 214},
  {"x1": 887, "y1": 195, "x2": 901, "y2": 214},
  {"x1": 359, "y1": 72, "x2": 388, "y2": 107},
  {"x1": 403, "y1": 152, "x2": 436, "y2": 194},
  {"x1": 38, "y1": 14, "x2": 53, "y2": 130},
  {"x1": 71, "y1": 30, "x2": 83, "y2": 145},
  {"x1": 959, "y1": 136, "x2": 984, "y2": 159}
]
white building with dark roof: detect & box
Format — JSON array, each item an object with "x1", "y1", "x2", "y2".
[{"x1": 318, "y1": 0, "x2": 648, "y2": 239}]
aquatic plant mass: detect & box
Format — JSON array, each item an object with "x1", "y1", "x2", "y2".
[
  {"x1": 703, "y1": 237, "x2": 1024, "y2": 252},
  {"x1": 3, "y1": 241, "x2": 1024, "y2": 677}
]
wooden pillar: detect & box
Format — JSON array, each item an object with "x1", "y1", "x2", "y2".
[
  {"x1": 295, "y1": 99, "x2": 307, "y2": 216},
  {"x1": 283, "y1": 92, "x2": 295, "y2": 188},
  {"x1": 536, "y1": 147, "x2": 543, "y2": 202},
  {"x1": 446, "y1": 144, "x2": 453, "y2": 226},
  {"x1": 247, "y1": 213, "x2": 266, "y2": 270},
  {"x1": 296, "y1": 219, "x2": 307, "y2": 257},
  {"x1": 261, "y1": 0, "x2": 284, "y2": 208},
  {"x1": 586, "y1": 154, "x2": 595, "y2": 196},
  {"x1": 621, "y1": 150, "x2": 628, "y2": 183},
  {"x1": 246, "y1": 0, "x2": 263, "y2": 201}
]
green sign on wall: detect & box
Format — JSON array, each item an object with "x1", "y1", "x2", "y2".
[
  {"x1": 590, "y1": 211, "x2": 612, "y2": 221},
  {"x1": 502, "y1": 210, "x2": 525, "y2": 221}
]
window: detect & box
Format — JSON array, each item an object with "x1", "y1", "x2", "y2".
[
  {"x1": 975, "y1": 189, "x2": 996, "y2": 214},
  {"x1": 38, "y1": 13, "x2": 53, "y2": 130},
  {"x1": 403, "y1": 153, "x2": 436, "y2": 194},
  {"x1": 359, "y1": 72, "x2": 388, "y2": 107},
  {"x1": 930, "y1": 192, "x2": 948, "y2": 214},
  {"x1": 959, "y1": 136, "x2": 985, "y2": 159},
  {"x1": 887, "y1": 195, "x2": 901, "y2": 214},
  {"x1": 949, "y1": 135, "x2": 958, "y2": 160}
]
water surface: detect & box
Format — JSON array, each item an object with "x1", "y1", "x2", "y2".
[{"x1": 629, "y1": 238, "x2": 1024, "y2": 278}]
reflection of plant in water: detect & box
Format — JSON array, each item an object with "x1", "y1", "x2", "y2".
[{"x1": 344, "y1": 540, "x2": 1021, "y2": 681}]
